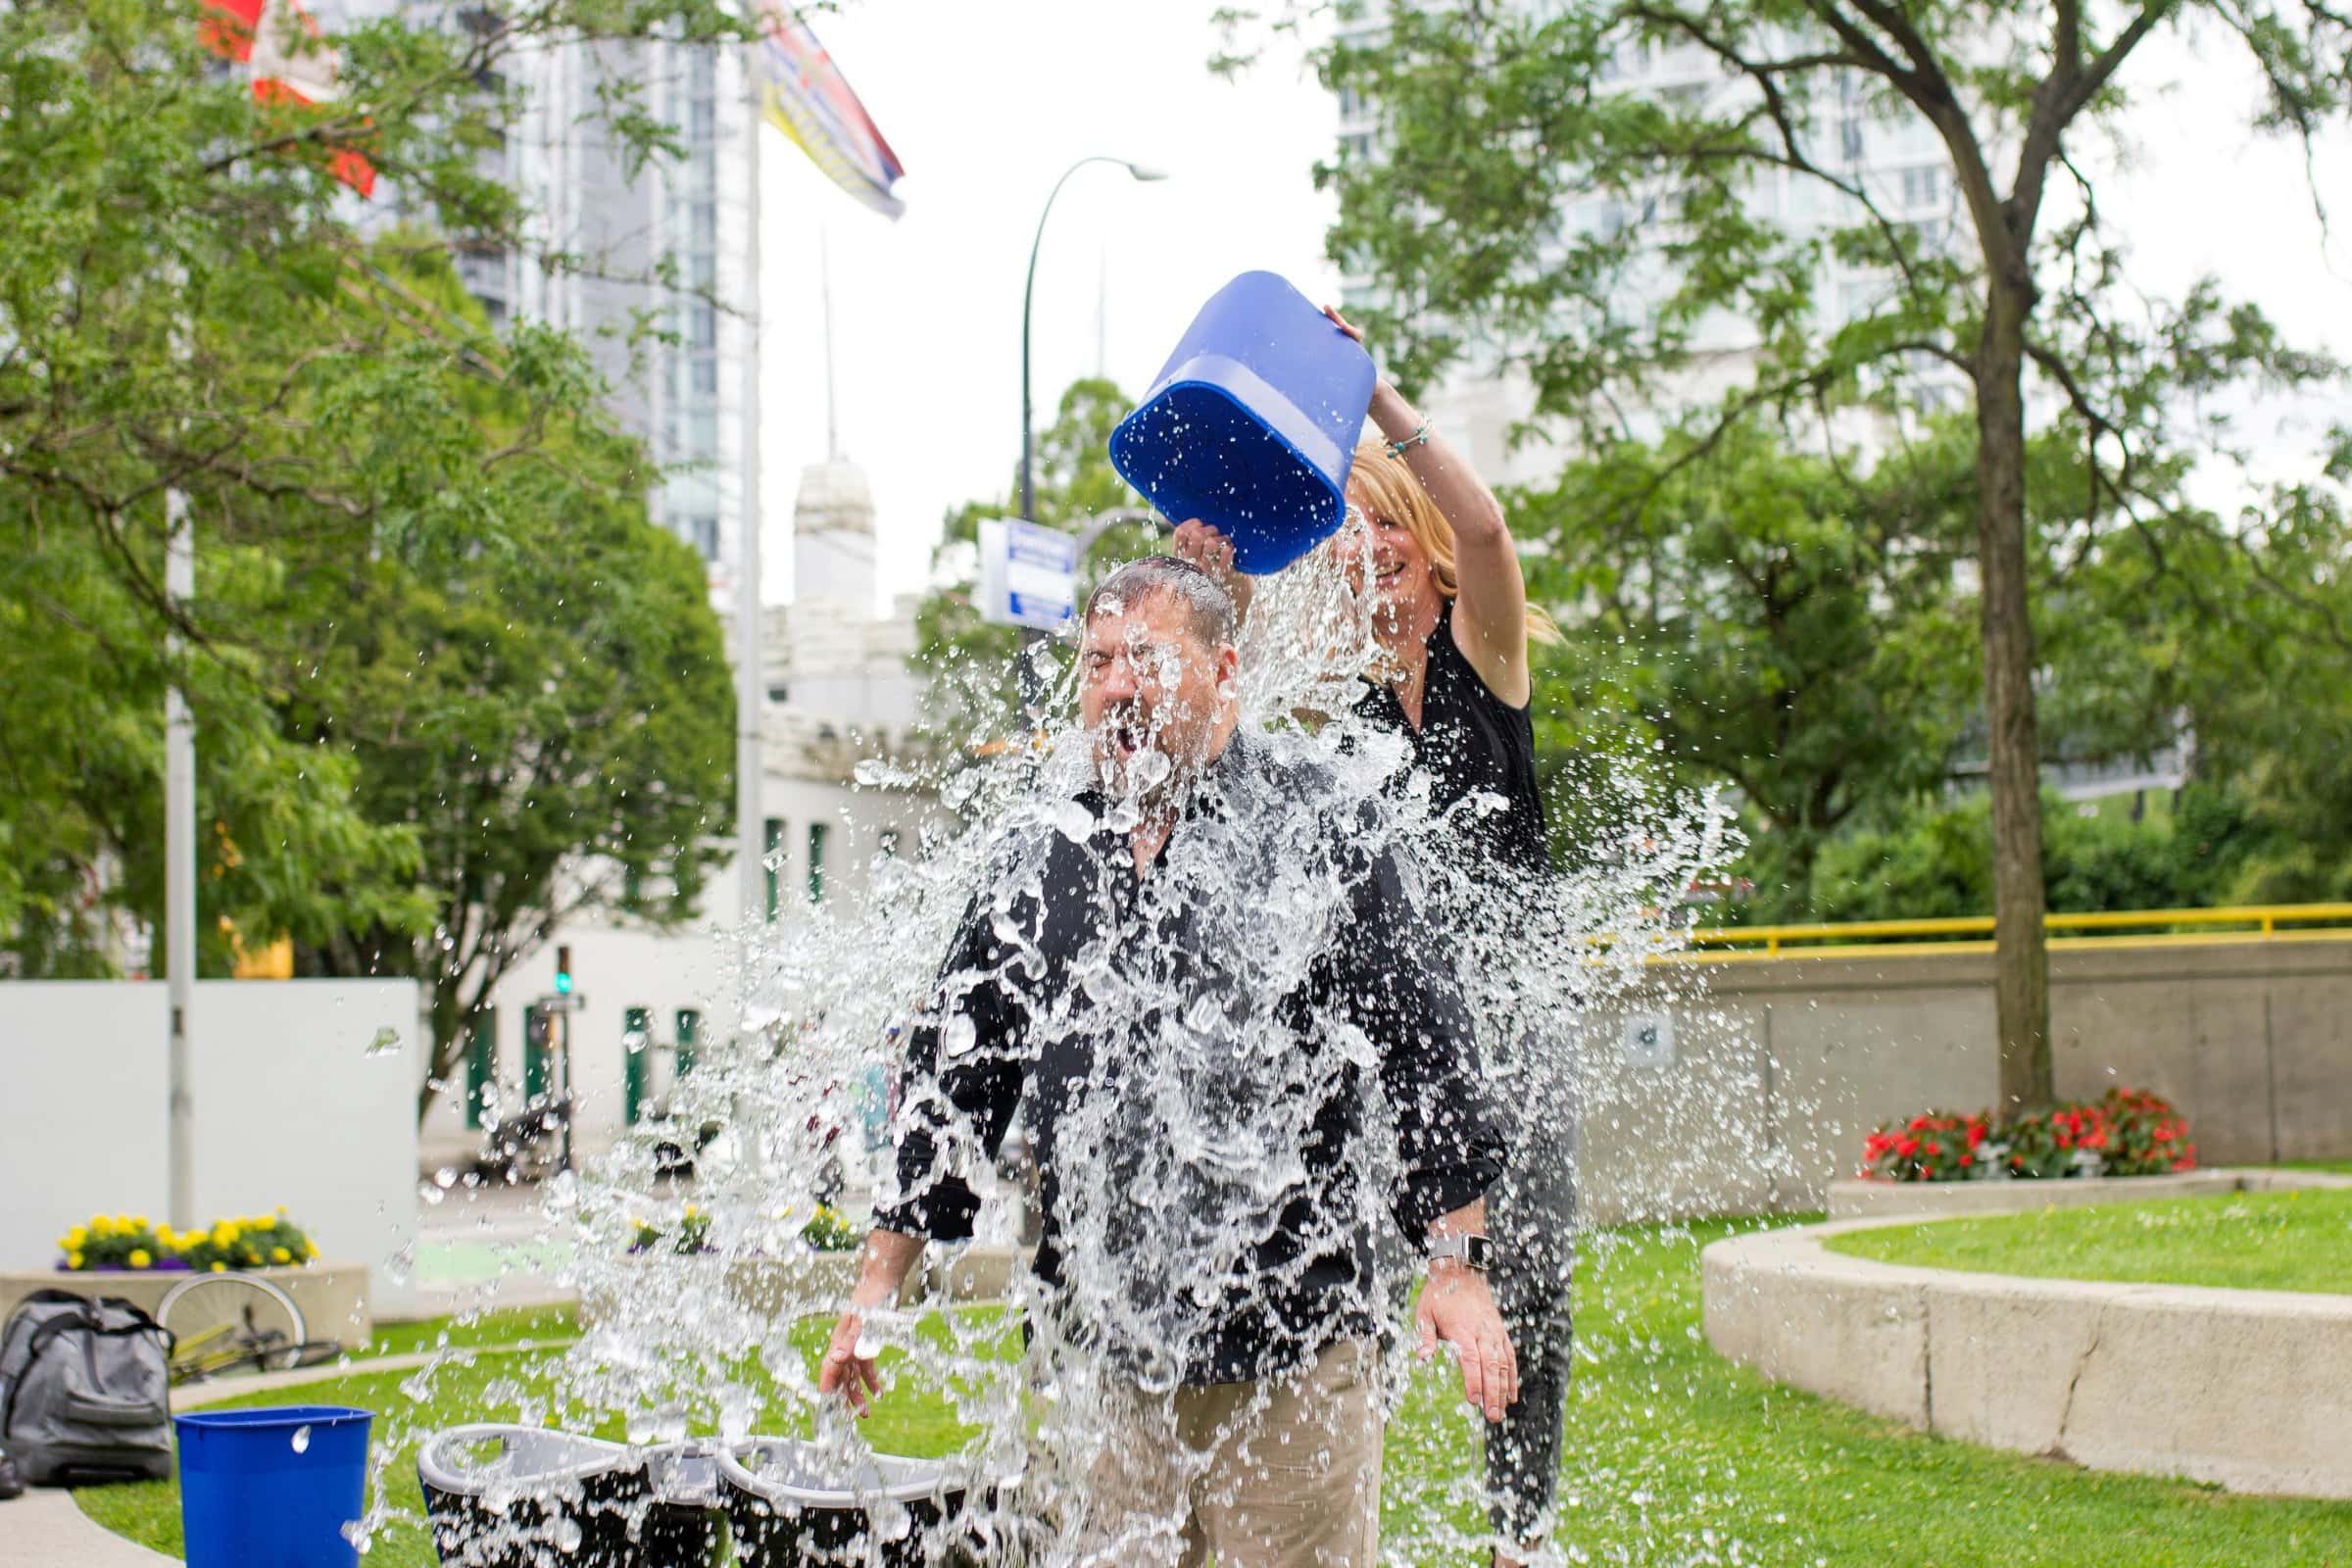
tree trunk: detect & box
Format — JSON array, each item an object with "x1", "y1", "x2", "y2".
[{"x1": 1974, "y1": 278, "x2": 2053, "y2": 1109}]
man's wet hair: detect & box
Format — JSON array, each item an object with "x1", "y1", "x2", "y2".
[{"x1": 1084, "y1": 556, "x2": 1238, "y2": 650}]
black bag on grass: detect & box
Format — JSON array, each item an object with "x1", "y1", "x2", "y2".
[{"x1": 0, "y1": 1290, "x2": 174, "y2": 1486}]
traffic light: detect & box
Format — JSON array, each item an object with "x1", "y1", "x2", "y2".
[{"x1": 555, "y1": 945, "x2": 573, "y2": 997}]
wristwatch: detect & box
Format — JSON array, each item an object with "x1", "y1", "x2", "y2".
[{"x1": 1427, "y1": 1234, "x2": 1496, "y2": 1272}]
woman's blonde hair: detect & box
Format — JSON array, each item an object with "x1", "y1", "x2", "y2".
[{"x1": 1346, "y1": 440, "x2": 1563, "y2": 646}]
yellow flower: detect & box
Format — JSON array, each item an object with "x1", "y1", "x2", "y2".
[
  {"x1": 91, "y1": 1216, "x2": 114, "y2": 1239},
  {"x1": 64, "y1": 1226, "x2": 88, "y2": 1250},
  {"x1": 128, "y1": 1250, "x2": 152, "y2": 1269},
  {"x1": 210, "y1": 1261, "x2": 226, "y2": 1272},
  {"x1": 131, "y1": 1214, "x2": 149, "y2": 1229},
  {"x1": 212, "y1": 1222, "x2": 238, "y2": 1247},
  {"x1": 305, "y1": 1240, "x2": 319, "y2": 1259},
  {"x1": 270, "y1": 1247, "x2": 291, "y2": 1264},
  {"x1": 67, "y1": 1250, "x2": 84, "y2": 1269}
]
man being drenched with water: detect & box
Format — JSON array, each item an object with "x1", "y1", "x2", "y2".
[{"x1": 819, "y1": 557, "x2": 1515, "y2": 1568}]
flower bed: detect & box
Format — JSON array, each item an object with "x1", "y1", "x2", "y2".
[
  {"x1": 1860, "y1": 1088, "x2": 2196, "y2": 1183},
  {"x1": 54, "y1": 1209, "x2": 320, "y2": 1273},
  {"x1": 625, "y1": 1202, "x2": 859, "y2": 1256}
]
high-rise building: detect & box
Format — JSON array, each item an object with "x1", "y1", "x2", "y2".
[
  {"x1": 460, "y1": 32, "x2": 761, "y2": 590},
  {"x1": 1333, "y1": 8, "x2": 1965, "y2": 487}
]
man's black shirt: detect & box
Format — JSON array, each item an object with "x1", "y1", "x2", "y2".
[{"x1": 876, "y1": 737, "x2": 1504, "y2": 1386}]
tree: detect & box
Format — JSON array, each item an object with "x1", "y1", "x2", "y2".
[
  {"x1": 277, "y1": 378, "x2": 734, "y2": 1126},
  {"x1": 1309, "y1": 0, "x2": 2350, "y2": 1105},
  {"x1": 1517, "y1": 414, "x2": 1979, "y2": 890},
  {"x1": 915, "y1": 376, "x2": 1158, "y2": 734},
  {"x1": 0, "y1": 0, "x2": 748, "y2": 1115}
]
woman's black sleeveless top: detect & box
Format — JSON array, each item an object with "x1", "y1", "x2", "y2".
[{"x1": 1356, "y1": 603, "x2": 1550, "y2": 877}]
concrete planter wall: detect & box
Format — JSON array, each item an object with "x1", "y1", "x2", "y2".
[
  {"x1": 1827, "y1": 1165, "x2": 2350, "y2": 1220},
  {"x1": 575, "y1": 1244, "x2": 1032, "y2": 1332},
  {"x1": 0, "y1": 1263, "x2": 372, "y2": 1347},
  {"x1": 1827, "y1": 1168, "x2": 2239, "y2": 1220},
  {"x1": 1704, "y1": 1172, "x2": 2352, "y2": 1498}
]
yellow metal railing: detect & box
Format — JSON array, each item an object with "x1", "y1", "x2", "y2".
[{"x1": 1680, "y1": 903, "x2": 2352, "y2": 961}]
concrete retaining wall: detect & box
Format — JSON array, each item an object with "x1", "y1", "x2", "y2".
[
  {"x1": 0, "y1": 979, "x2": 422, "y2": 1315},
  {"x1": 1577, "y1": 938, "x2": 2352, "y2": 1222},
  {"x1": 0, "y1": 1264, "x2": 372, "y2": 1348},
  {"x1": 1824, "y1": 1169, "x2": 2246, "y2": 1219},
  {"x1": 1702, "y1": 1174, "x2": 2352, "y2": 1498}
]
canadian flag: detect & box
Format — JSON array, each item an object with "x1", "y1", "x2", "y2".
[{"x1": 201, "y1": 0, "x2": 375, "y2": 196}]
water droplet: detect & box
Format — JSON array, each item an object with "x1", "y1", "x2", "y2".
[
  {"x1": 853, "y1": 1329, "x2": 882, "y2": 1360},
  {"x1": 290, "y1": 1424, "x2": 311, "y2": 1453}
]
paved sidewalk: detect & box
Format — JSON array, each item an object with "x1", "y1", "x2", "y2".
[{"x1": 0, "y1": 1489, "x2": 173, "y2": 1567}]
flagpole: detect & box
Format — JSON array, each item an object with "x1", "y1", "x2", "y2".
[
  {"x1": 166, "y1": 488, "x2": 197, "y2": 1231},
  {"x1": 735, "y1": 48, "x2": 766, "y2": 927}
]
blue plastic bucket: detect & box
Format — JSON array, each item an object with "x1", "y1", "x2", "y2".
[
  {"x1": 175, "y1": 1405, "x2": 372, "y2": 1568},
  {"x1": 1109, "y1": 270, "x2": 1377, "y2": 574}
]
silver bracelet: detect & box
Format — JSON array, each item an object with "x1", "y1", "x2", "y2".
[{"x1": 1385, "y1": 421, "x2": 1431, "y2": 459}]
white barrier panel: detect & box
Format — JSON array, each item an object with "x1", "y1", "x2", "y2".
[{"x1": 0, "y1": 979, "x2": 422, "y2": 1318}]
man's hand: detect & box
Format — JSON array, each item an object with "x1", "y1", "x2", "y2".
[
  {"x1": 816, "y1": 1309, "x2": 883, "y2": 1416},
  {"x1": 816, "y1": 1228, "x2": 926, "y2": 1416},
  {"x1": 1416, "y1": 1261, "x2": 1518, "y2": 1423}
]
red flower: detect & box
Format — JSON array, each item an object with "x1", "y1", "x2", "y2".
[
  {"x1": 1925, "y1": 1141, "x2": 1941, "y2": 1155},
  {"x1": 1967, "y1": 1122, "x2": 1986, "y2": 1149},
  {"x1": 1959, "y1": 1154, "x2": 1973, "y2": 1167}
]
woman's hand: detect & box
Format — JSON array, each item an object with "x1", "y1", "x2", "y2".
[
  {"x1": 1326, "y1": 301, "x2": 1392, "y2": 399},
  {"x1": 1172, "y1": 517, "x2": 1255, "y2": 619},
  {"x1": 1171, "y1": 517, "x2": 1239, "y2": 582}
]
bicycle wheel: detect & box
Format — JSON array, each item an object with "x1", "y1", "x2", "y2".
[{"x1": 158, "y1": 1274, "x2": 307, "y2": 1380}]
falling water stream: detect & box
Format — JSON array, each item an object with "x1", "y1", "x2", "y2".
[{"x1": 358, "y1": 529, "x2": 1795, "y2": 1566}]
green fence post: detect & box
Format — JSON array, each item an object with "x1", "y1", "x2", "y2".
[
  {"x1": 675, "y1": 1007, "x2": 701, "y2": 1078},
  {"x1": 623, "y1": 1005, "x2": 651, "y2": 1125},
  {"x1": 524, "y1": 1004, "x2": 552, "y2": 1102},
  {"x1": 764, "y1": 817, "x2": 783, "y2": 921},
  {"x1": 465, "y1": 1011, "x2": 496, "y2": 1130}
]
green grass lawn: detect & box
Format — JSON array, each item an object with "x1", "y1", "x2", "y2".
[
  {"x1": 360, "y1": 1304, "x2": 577, "y2": 1360},
  {"x1": 1827, "y1": 1188, "x2": 2352, "y2": 1295},
  {"x1": 81, "y1": 1221, "x2": 2352, "y2": 1567}
]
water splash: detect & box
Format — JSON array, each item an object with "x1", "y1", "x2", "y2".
[{"x1": 371, "y1": 540, "x2": 1763, "y2": 1565}]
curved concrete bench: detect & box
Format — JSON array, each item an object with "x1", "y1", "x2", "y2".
[{"x1": 1702, "y1": 1184, "x2": 2352, "y2": 1499}]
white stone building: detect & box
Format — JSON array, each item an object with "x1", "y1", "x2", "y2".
[{"x1": 417, "y1": 459, "x2": 946, "y2": 1173}]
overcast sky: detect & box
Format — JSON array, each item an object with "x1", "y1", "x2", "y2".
[
  {"x1": 752, "y1": 1, "x2": 1343, "y2": 608},
  {"x1": 749, "y1": 4, "x2": 2352, "y2": 610}
]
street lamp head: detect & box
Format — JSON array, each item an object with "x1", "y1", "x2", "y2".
[{"x1": 1123, "y1": 162, "x2": 1171, "y2": 182}]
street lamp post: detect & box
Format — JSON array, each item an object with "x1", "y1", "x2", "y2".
[{"x1": 1017, "y1": 156, "x2": 1165, "y2": 704}]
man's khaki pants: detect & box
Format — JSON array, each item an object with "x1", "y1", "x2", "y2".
[{"x1": 1074, "y1": 1339, "x2": 1383, "y2": 1568}]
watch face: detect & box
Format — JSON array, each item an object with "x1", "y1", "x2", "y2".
[{"x1": 1464, "y1": 1235, "x2": 1496, "y2": 1271}]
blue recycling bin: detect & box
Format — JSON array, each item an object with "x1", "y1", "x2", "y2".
[
  {"x1": 176, "y1": 1405, "x2": 372, "y2": 1568},
  {"x1": 1109, "y1": 270, "x2": 1377, "y2": 574}
]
